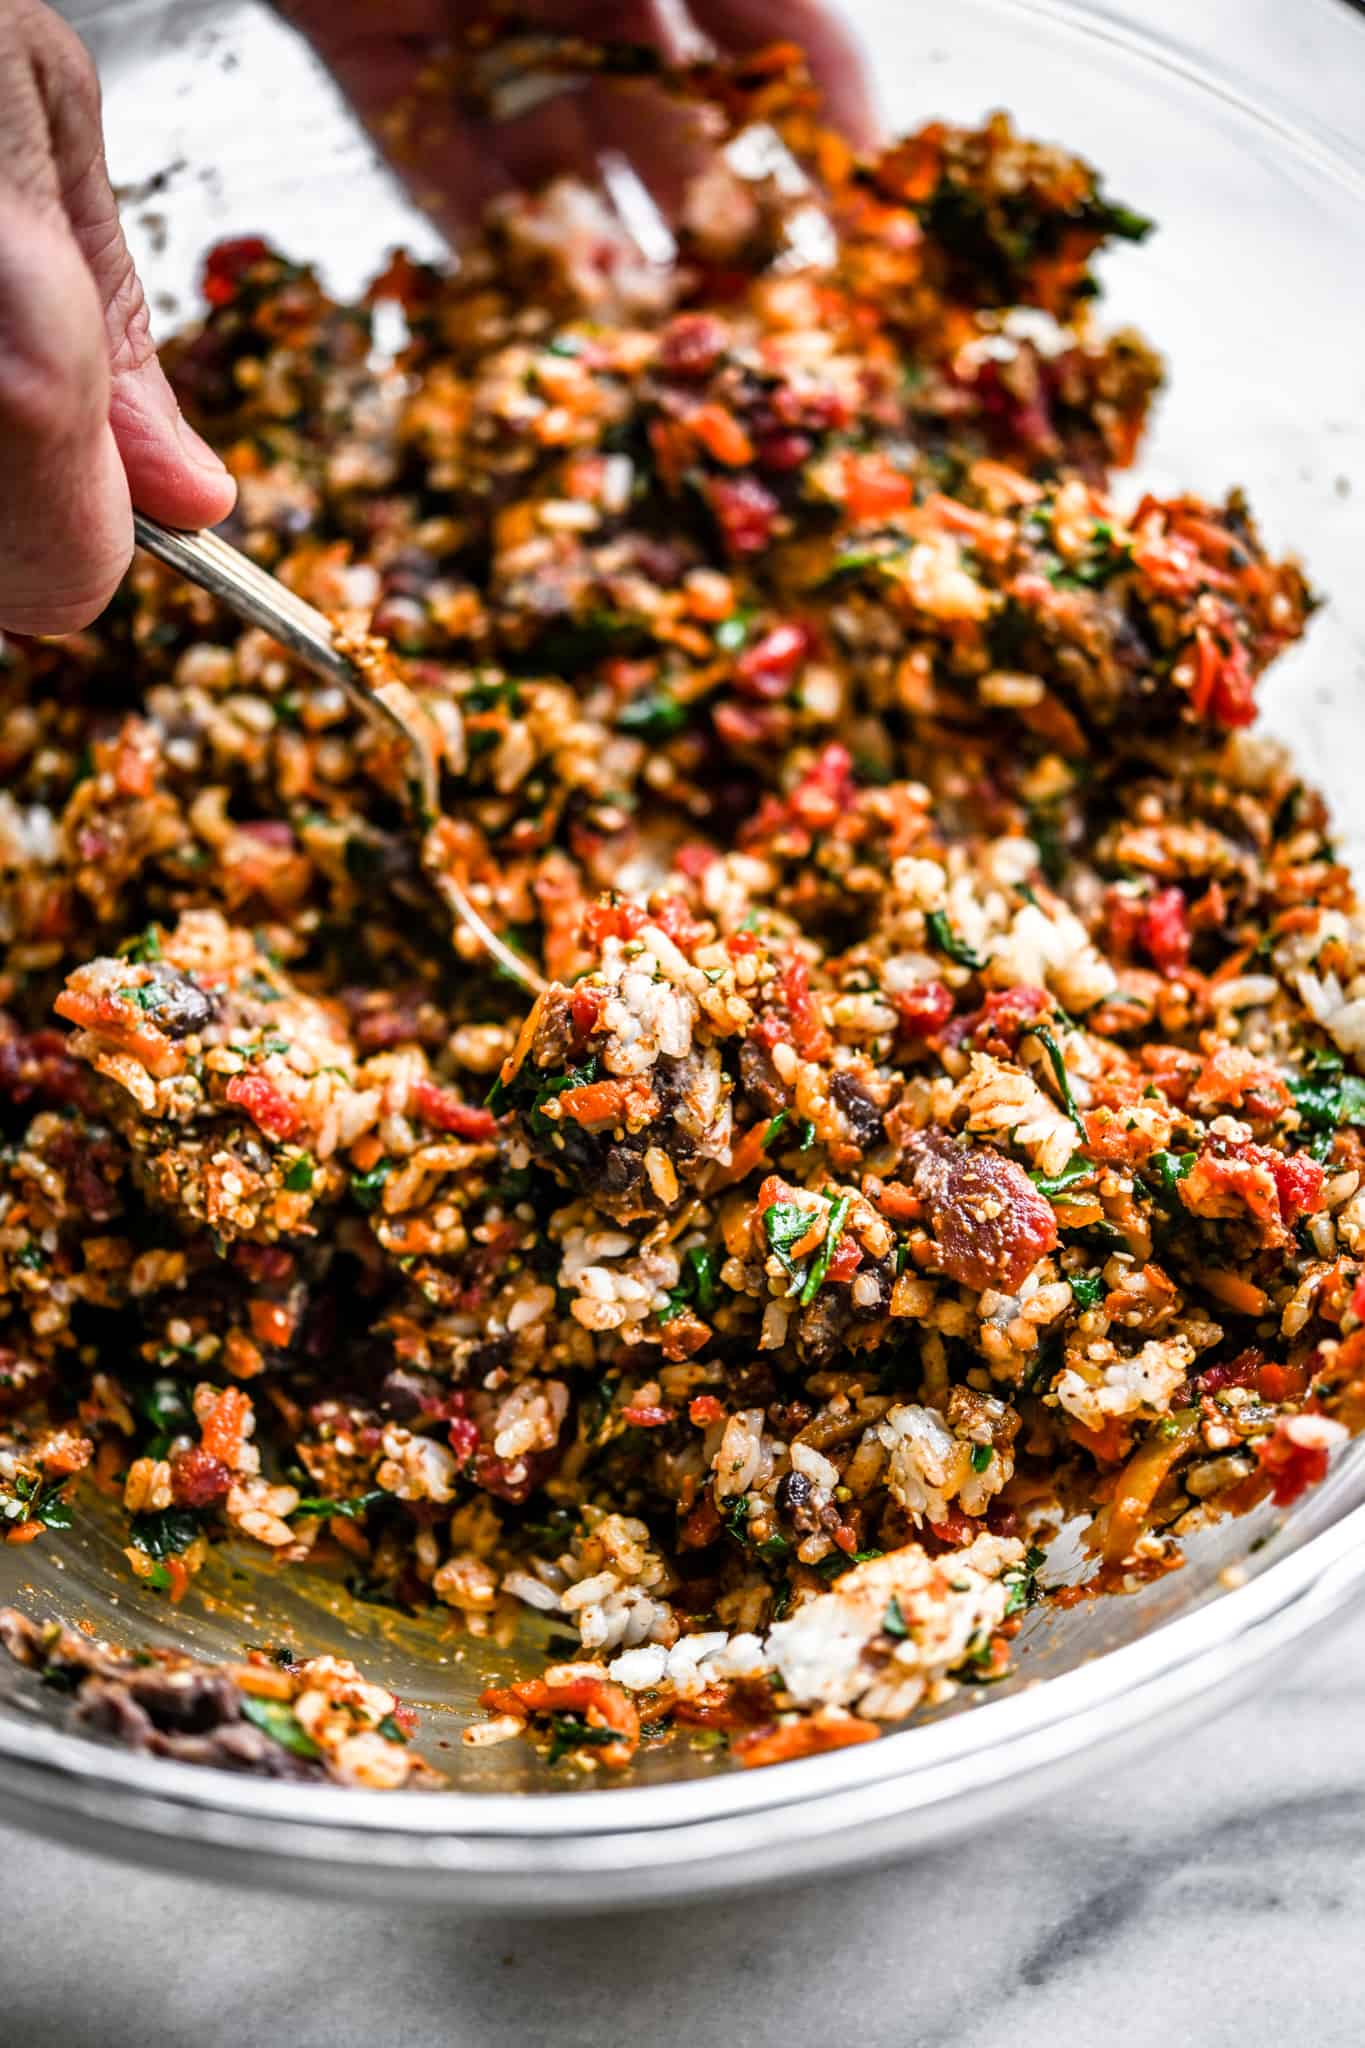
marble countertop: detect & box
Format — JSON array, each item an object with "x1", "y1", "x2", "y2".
[{"x1": 4, "y1": 1611, "x2": 1364, "y2": 2047}]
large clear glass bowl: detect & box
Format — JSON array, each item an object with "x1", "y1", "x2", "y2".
[{"x1": 3, "y1": 0, "x2": 1364, "y2": 1909}]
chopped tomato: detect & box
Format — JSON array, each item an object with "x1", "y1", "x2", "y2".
[
  {"x1": 1255, "y1": 1418, "x2": 1334, "y2": 1508},
  {"x1": 841, "y1": 451, "x2": 912, "y2": 520},
  {"x1": 202, "y1": 235, "x2": 272, "y2": 306},
  {"x1": 1139, "y1": 887, "x2": 1190, "y2": 975},
  {"x1": 893, "y1": 981, "x2": 954, "y2": 1039},
  {"x1": 689, "y1": 403, "x2": 754, "y2": 467},
  {"x1": 824, "y1": 1236, "x2": 863, "y2": 1284},
  {"x1": 582, "y1": 899, "x2": 648, "y2": 946},
  {"x1": 479, "y1": 1673, "x2": 639, "y2": 1765},
  {"x1": 224, "y1": 1071, "x2": 300, "y2": 1141},
  {"x1": 735, "y1": 1711, "x2": 879, "y2": 1769},
  {"x1": 777, "y1": 956, "x2": 831, "y2": 1060},
  {"x1": 411, "y1": 1079, "x2": 499, "y2": 1141},
  {"x1": 688, "y1": 1394, "x2": 725, "y2": 1426},
  {"x1": 200, "y1": 1386, "x2": 251, "y2": 1467},
  {"x1": 735, "y1": 623, "x2": 809, "y2": 701},
  {"x1": 707, "y1": 476, "x2": 779, "y2": 556},
  {"x1": 621, "y1": 1403, "x2": 675, "y2": 1427},
  {"x1": 1269, "y1": 1150, "x2": 1325, "y2": 1224},
  {"x1": 1190, "y1": 624, "x2": 1257, "y2": 728},
  {"x1": 555, "y1": 1078, "x2": 642, "y2": 1127}
]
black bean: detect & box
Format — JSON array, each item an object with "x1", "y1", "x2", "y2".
[
  {"x1": 141, "y1": 965, "x2": 219, "y2": 1039},
  {"x1": 777, "y1": 1470, "x2": 814, "y2": 1513},
  {"x1": 830, "y1": 1070, "x2": 885, "y2": 1148}
]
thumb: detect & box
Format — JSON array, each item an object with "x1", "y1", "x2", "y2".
[
  {"x1": 41, "y1": 22, "x2": 236, "y2": 531},
  {"x1": 0, "y1": 190, "x2": 132, "y2": 637}
]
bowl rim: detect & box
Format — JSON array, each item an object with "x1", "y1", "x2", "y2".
[{"x1": 6, "y1": 0, "x2": 1365, "y2": 1905}]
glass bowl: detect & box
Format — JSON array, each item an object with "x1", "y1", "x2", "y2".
[{"x1": 4, "y1": 0, "x2": 1365, "y2": 1910}]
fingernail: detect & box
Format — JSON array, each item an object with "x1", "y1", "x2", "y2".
[{"x1": 175, "y1": 409, "x2": 230, "y2": 478}]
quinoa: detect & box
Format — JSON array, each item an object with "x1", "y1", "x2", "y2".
[{"x1": 1, "y1": 31, "x2": 1362, "y2": 1783}]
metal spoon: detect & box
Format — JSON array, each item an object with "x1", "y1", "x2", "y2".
[{"x1": 132, "y1": 512, "x2": 546, "y2": 994}]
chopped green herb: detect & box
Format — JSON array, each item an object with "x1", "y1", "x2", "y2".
[
  {"x1": 1290, "y1": 1056, "x2": 1365, "y2": 1162},
  {"x1": 129, "y1": 1507, "x2": 201, "y2": 1560},
  {"x1": 714, "y1": 608, "x2": 756, "y2": 652},
  {"x1": 1027, "y1": 1025, "x2": 1087, "y2": 1138},
  {"x1": 1029, "y1": 1157, "x2": 1093, "y2": 1200},
  {"x1": 1002, "y1": 1544, "x2": 1048, "y2": 1618},
  {"x1": 1068, "y1": 1271, "x2": 1105, "y2": 1312},
  {"x1": 757, "y1": 1532, "x2": 792, "y2": 1563},
  {"x1": 660, "y1": 1244, "x2": 720, "y2": 1323},
  {"x1": 762, "y1": 1110, "x2": 788, "y2": 1147},
  {"x1": 764, "y1": 1201, "x2": 816, "y2": 1289},
  {"x1": 240, "y1": 1695, "x2": 322, "y2": 1760},
  {"x1": 1150, "y1": 1148, "x2": 1197, "y2": 1195},
  {"x1": 722, "y1": 1494, "x2": 751, "y2": 1544},
  {"x1": 376, "y1": 1712, "x2": 410, "y2": 1744},
  {"x1": 116, "y1": 924, "x2": 163, "y2": 963},
  {"x1": 970, "y1": 1443, "x2": 994, "y2": 1474},
  {"x1": 350, "y1": 1159, "x2": 394, "y2": 1211},
  {"x1": 546, "y1": 1714, "x2": 618, "y2": 1765},
  {"x1": 799, "y1": 1190, "x2": 853, "y2": 1306},
  {"x1": 883, "y1": 1595, "x2": 910, "y2": 1639},
  {"x1": 816, "y1": 1547, "x2": 884, "y2": 1582},
  {"x1": 283, "y1": 1154, "x2": 315, "y2": 1193},
  {"x1": 925, "y1": 909, "x2": 984, "y2": 972},
  {"x1": 617, "y1": 687, "x2": 688, "y2": 739},
  {"x1": 289, "y1": 1490, "x2": 385, "y2": 1522}
]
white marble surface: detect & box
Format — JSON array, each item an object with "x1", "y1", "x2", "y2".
[{"x1": 5, "y1": 1612, "x2": 1365, "y2": 2047}]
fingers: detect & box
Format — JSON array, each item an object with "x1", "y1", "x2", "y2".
[
  {"x1": 0, "y1": 189, "x2": 132, "y2": 636},
  {"x1": 31, "y1": 8, "x2": 236, "y2": 532},
  {"x1": 273, "y1": 0, "x2": 692, "y2": 241},
  {"x1": 688, "y1": 0, "x2": 879, "y2": 146}
]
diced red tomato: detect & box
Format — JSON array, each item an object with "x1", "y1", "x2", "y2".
[
  {"x1": 735, "y1": 623, "x2": 809, "y2": 700},
  {"x1": 411, "y1": 1079, "x2": 498, "y2": 1141},
  {"x1": 224, "y1": 1071, "x2": 300, "y2": 1141},
  {"x1": 447, "y1": 1416, "x2": 480, "y2": 1464},
  {"x1": 657, "y1": 312, "x2": 729, "y2": 377},
  {"x1": 674, "y1": 841, "x2": 718, "y2": 880},
  {"x1": 1190, "y1": 624, "x2": 1257, "y2": 729},
  {"x1": 570, "y1": 984, "x2": 604, "y2": 1046},
  {"x1": 928, "y1": 1505, "x2": 980, "y2": 1546},
  {"x1": 200, "y1": 1386, "x2": 251, "y2": 1467},
  {"x1": 622, "y1": 1404, "x2": 676, "y2": 1428},
  {"x1": 894, "y1": 980, "x2": 955, "y2": 1039},
  {"x1": 707, "y1": 476, "x2": 779, "y2": 557},
  {"x1": 555, "y1": 1078, "x2": 639, "y2": 1127},
  {"x1": 1255, "y1": 1417, "x2": 1335, "y2": 1508},
  {"x1": 689, "y1": 403, "x2": 753, "y2": 467},
  {"x1": 778, "y1": 956, "x2": 831, "y2": 1060},
  {"x1": 650, "y1": 895, "x2": 706, "y2": 949},
  {"x1": 824, "y1": 1236, "x2": 863, "y2": 1284},
  {"x1": 1269, "y1": 1150, "x2": 1325, "y2": 1224},
  {"x1": 582, "y1": 900, "x2": 649, "y2": 946},
  {"x1": 841, "y1": 451, "x2": 913, "y2": 520},
  {"x1": 202, "y1": 235, "x2": 272, "y2": 306},
  {"x1": 689, "y1": 1394, "x2": 725, "y2": 1426},
  {"x1": 1139, "y1": 887, "x2": 1190, "y2": 975}
]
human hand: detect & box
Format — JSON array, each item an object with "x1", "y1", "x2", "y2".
[
  {"x1": 0, "y1": 0, "x2": 236, "y2": 638},
  {"x1": 275, "y1": 0, "x2": 877, "y2": 243}
]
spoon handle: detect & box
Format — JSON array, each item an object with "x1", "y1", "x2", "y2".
[{"x1": 131, "y1": 512, "x2": 546, "y2": 996}]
